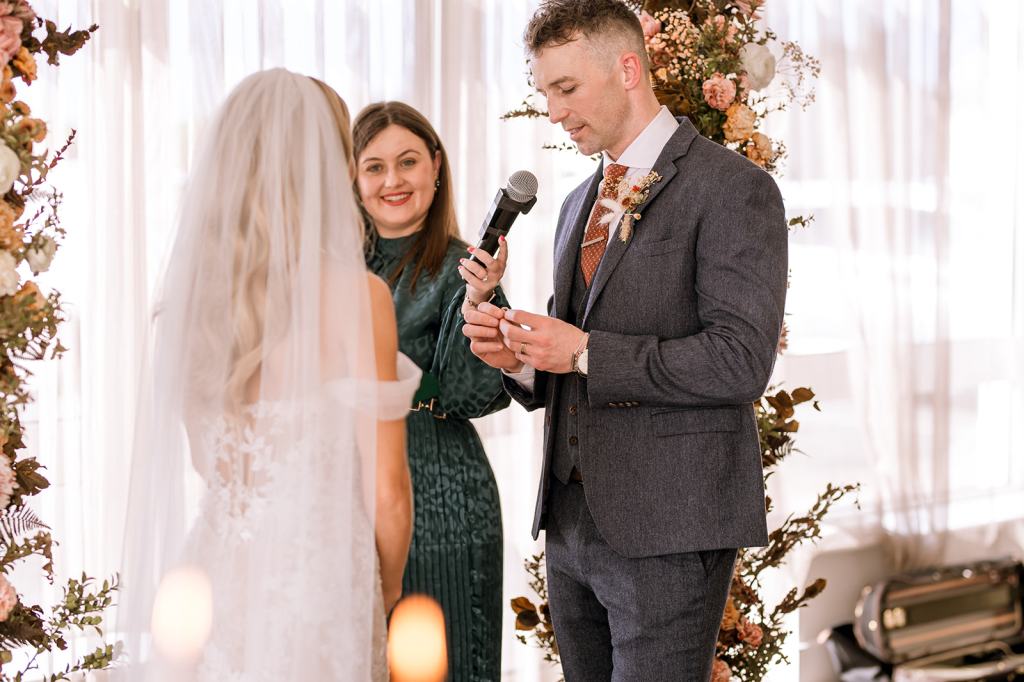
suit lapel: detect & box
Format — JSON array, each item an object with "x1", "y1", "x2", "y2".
[
  {"x1": 581, "y1": 119, "x2": 698, "y2": 325},
  {"x1": 553, "y1": 165, "x2": 602, "y2": 320}
]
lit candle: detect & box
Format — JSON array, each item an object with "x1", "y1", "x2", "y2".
[
  {"x1": 150, "y1": 564, "x2": 213, "y2": 664},
  {"x1": 388, "y1": 594, "x2": 448, "y2": 682}
]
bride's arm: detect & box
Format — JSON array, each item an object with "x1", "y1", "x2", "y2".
[{"x1": 368, "y1": 273, "x2": 414, "y2": 613}]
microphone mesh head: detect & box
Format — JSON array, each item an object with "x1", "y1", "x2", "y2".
[{"x1": 505, "y1": 170, "x2": 539, "y2": 202}]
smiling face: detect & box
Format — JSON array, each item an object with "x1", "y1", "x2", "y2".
[
  {"x1": 531, "y1": 36, "x2": 632, "y2": 158},
  {"x1": 356, "y1": 124, "x2": 442, "y2": 238}
]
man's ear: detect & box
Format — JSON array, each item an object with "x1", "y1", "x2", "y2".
[{"x1": 620, "y1": 51, "x2": 646, "y2": 90}]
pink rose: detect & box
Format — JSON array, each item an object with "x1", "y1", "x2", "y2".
[
  {"x1": 11, "y1": 1, "x2": 35, "y2": 24},
  {"x1": 0, "y1": 10, "x2": 22, "y2": 66},
  {"x1": 702, "y1": 73, "x2": 736, "y2": 111},
  {"x1": 712, "y1": 658, "x2": 732, "y2": 682},
  {"x1": 0, "y1": 573, "x2": 17, "y2": 622},
  {"x1": 737, "y1": 617, "x2": 764, "y2": 647},
  {"x1": 639, "y1": 11, "x2": 662, "y2": 39}
]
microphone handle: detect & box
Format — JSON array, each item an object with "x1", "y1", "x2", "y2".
[{"x1": 468, "y1": 189, "x2": 537, "y2": 266}]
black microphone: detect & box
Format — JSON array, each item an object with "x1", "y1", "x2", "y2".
[{"x1": 468, "y1": 170, "x2": 538, "y2": 265}]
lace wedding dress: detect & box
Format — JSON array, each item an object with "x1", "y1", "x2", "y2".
[{"x1": 186, "y1": 357, "x2": 420, "y2": 681}]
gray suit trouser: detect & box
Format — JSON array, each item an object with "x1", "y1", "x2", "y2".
[{"x1": 546, "y1": 479, "x2": 737, "y2": 681}]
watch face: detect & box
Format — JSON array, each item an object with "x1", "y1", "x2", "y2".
[{"x1": 578, "y1": 349, "x2": 588, "y2": 374}]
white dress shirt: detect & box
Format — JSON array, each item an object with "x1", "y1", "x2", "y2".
[{"x1": 503, "y1": 107, "x2": 679, "y2": 390}]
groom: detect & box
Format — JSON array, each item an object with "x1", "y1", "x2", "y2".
[{"x1": 463, "y1": 1, "x2": 787, "y2": 679}]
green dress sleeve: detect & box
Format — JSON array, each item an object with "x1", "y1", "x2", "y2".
[{"x1": 432, "y1": 260, "x2": 512, "y2": 420}]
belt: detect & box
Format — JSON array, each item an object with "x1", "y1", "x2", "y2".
[
  {"x1": 569, "y1": 467, "x2": 583, "y2": 483},
  {"x1": 411, "y1": 371, "x2": 447, "y2": 420}
]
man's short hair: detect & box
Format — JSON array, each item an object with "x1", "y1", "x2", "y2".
[{"x1": 524, "y1": 0, "x2": 648, "y2": 69}]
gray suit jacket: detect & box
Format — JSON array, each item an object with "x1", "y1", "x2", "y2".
[{"x1": 505, "y1": 118, "x2": 787, "y2": 558}]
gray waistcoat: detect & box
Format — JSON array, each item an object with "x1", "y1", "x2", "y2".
[{"x1": 551, "y1": 249, "x2": 593, "y2": 483}]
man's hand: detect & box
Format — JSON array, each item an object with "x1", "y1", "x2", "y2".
[
  {"x1": 463, "y1": 301, "x2": 525, "y2": 372},
  {"x1": 500, "y1": 309, "x2": 586, "y2": 374}
]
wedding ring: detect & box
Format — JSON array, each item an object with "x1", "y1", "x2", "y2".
[
  {"x1": 482, "y1": 275, "x2": 489, "y2": 282},
  {"x1": 519, "y1": 342, "x2": 527, "y2": 355}
]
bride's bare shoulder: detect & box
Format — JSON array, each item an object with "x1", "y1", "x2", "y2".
[
  {"x1": 366, "y1": 272, "x2": 390, "y2": 299},
  {"x1": 366, "y1": 273, "x2": 398, "y2": 380}
]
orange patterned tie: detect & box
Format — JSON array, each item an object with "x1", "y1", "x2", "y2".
[{"x1": 580, "y1": 163, "x2": 628, "y2": 286}]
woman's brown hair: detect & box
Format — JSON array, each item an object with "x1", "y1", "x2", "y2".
[{"x1": 353, "y1": 101, "x2": 460, "y2": 291}]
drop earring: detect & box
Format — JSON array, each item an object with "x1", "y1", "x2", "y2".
[{"x1": 434, "y1": 178, "x2": 440, "y2": 190}]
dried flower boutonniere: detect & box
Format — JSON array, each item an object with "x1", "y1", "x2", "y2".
[{"x1": 597, "y1": 170, "x2": 663, "y2": 242}]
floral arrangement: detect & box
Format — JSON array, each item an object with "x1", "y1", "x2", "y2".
[
  {"x1": 0, "y1": 4, "x2": 116, "y2": 681},
  {"x1": 639, "y1": 0, "x2": 819, "y2": 175},
  {"x1": 507, "y1": 2, "x2": 857, "y2": 680}
]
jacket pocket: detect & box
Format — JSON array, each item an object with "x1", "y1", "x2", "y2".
[
  {"x1": 651, "y1": 406, "x2": 740, "y2": 436},
  {"x1": 632, "y1": 237, "x2": 688, "y2": 256}
]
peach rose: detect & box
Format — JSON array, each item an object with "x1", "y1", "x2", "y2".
[
  {"x1": 723, "y1": 102, "x2": 756, "y2": 142},
  {"x1": 702, "y1": 72, "x2": 736, "y2": 111},
  {"x1": 16, "y1": 117, "x2": 45, "y2": 143},
  {"x1": 712, "y1": 658, "x2": 732, "y2": 682},
  {"x1": 745, "y1": 131, "x2": 773, "y2": 167}
]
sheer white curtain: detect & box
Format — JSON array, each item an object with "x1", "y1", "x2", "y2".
[
  {"x1": 19, "y1": 0, "x2": 579, "y2": 679},
  {"x1": 763, "y1": 0, "x2": 1024, "y2": 574},
  {"x1": 25, "y1": 0, "x2": 1023, "y2": 679}
]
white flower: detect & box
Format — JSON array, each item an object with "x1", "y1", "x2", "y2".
[
  {"x1": 0, "y1": 251, "x2": 18, "y2": 296},
  {"x1": 25, "y1": 236, "x2": 56, "y2": 274},
  {"x1": 0, "y1": 454, "x2": 14, "y2": 509},
  {"x1": 0, "y1": 144, "x2": 19, "y2": 195},
  {"x1": 740, "y1": 42, "x2": 777, "y2": 91},
  {"x1": 597, "y1": 197, "x2": 626, "y2": 227},
  {"x1": 0, "y1": 572, "x2": 17, "y2": 622}
]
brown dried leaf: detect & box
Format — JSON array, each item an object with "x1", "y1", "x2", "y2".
[
  {"x1": 791, "y1": 387, "x2": 815, "y2": 404},
  {"x1": 510, "y1": 596, "x2": 536, "y2": 615}
]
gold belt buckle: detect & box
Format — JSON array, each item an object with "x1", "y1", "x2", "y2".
[{"x1": 411, "y1": 398, "x2": 447, "y2": 420}]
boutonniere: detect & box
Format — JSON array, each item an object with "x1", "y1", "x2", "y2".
[{"x1": 597, "y1": 171, "x2": 663, "y2": 243}]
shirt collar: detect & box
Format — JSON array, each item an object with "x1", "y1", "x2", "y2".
[{"x1": 603, "y1": 106, "x2": 679, "y2": 171}]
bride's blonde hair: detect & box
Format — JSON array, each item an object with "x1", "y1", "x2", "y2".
[{"x1": 208, "y1": 76, "x2": 357, "y2": 411}]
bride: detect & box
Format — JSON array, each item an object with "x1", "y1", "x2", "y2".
[{"x1": 117, "y1": 69, "x2": 419, "y2": 680}]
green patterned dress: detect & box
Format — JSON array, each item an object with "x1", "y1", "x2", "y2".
[{"x1": 367, "y1": 233, "x2": 509, "y2": 681}]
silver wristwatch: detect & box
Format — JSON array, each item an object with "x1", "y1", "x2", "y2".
[
  {"x1": 572, "y1": 339, "x2": 589, "y2": 376},
  {"x1": 576, "y1": 347, "x2": 589, "y2": 375}
]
